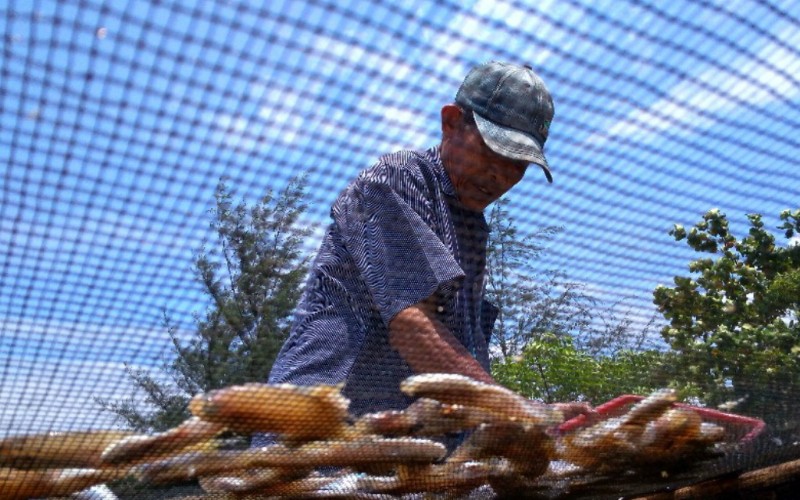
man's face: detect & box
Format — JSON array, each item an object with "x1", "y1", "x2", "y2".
[{"x1": 440, "y1": 105, "x2": 529, "y2": 212}]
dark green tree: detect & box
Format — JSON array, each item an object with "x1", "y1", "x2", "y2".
[
  {"x1": 97, "y1": 177, "x2": 312, "y2": 432},
  {"x1": 653, "y1": 208, "x2": 800, "y2": 426}
]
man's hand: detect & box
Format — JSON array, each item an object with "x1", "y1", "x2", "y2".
[
  {"x1": 388, "y1": 297, "x2": 494, "y2": 384},
  {"x1": 551, "y1": 401, "x2": 599, "y2": 425}
]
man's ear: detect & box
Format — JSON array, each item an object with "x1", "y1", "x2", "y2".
[{"x1": 441, "y1": 104, "x2": 462, "y2": 136}]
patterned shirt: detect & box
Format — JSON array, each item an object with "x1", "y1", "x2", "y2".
[{"x1": 268, "y1": 146, "x2": 498, "y2": 416}]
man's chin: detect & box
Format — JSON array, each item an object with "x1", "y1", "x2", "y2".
[{"x1": 463, "y1": 200, "x2": 490, "y2": 212}]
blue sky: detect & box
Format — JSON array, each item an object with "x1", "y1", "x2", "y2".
[{"x1": 1, "y1": 0, "x2": 798, "y2": 436}]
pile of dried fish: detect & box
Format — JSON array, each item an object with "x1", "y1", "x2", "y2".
[{"x1": 0, "y1": 374, "x2": 762, "y2": 499}]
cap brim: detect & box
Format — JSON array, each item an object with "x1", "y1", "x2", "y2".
[{"x1": 474, "y1": 112, "x2": 553, "y2": 183}]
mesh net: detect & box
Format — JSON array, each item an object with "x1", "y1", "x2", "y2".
[{"x1": 1, "y1": 1, "x2": 799, "y2": 498}]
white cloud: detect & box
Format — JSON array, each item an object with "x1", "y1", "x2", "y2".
[
  {"x1": 311, "y1": 31, "x2": 417, "y2": 83},
  {"x1": 0, "y1": 315, "x2": 184, "y2": 439},
  {"x1": 212, "y1": 29, "x2": 419, "y2": 155},
  {"x1": 726, "y1": 27, "x2": 800, "y2": 104},
  {"x1": 429, "y1": 0, "x2": 562, "y2": 76},
  {"x1": 209, "y1": 85, "x2": 306, "y2": 153},
  {"x1": 473, "y1": 0, "x2": 559, "y2": 35},
  {"x1": 1, "y1": 211, "x2": 192, "y2": 258},
  {"x1": 1, "y1": 316, "x2": 176, "y2": 361},
  {"x1": 587, "y1": 24, "x2": 800, "y2": 146},
  {"x1": 0, "y1": 358, "x2": 160, "y2": 439},
  {"x1": 362, "y1": 104, "x2": 432, "y2": 153}
]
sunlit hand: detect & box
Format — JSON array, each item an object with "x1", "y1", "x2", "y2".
[{"x1": 551, "y1": 401, "x2": 599, "y2": 424}]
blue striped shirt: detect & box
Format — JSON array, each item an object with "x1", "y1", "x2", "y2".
[{"x1": 268, "y1": 146, "x2": 498, "y2": 416}]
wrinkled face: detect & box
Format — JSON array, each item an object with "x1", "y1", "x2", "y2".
[{"x1": 440, "y1": 105, "x2": 529, "y2": 212}]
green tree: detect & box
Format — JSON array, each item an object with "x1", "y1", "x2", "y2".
[
  {"x1": 653, "y1": 208, "x2": 800, "y2": 426},
  {"x1": 97, "y1": 177, "x2": 312, "y2": 432},
  {"x1": 492, "y1": 333, "x2": 669, "y2": 404},
  {"x1": 485, "y1": 199, "x2": 585, "y2": 361},
  {"x1": 486, "y1": 197, "x2": 667, "y2": 403}
]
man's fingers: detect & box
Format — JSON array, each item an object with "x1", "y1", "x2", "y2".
[{"x1": 552, "y1": 402, "x2": 597, "y2": 422}]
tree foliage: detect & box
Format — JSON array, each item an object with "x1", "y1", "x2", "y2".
[
  {"x1": 484, "y1": 199, "x2": 565, "y2": 360},
  {"x1": 486, "y1": 198, "x2": 667, "y2": 403},
  {"x1": 653, "y1": 208, "x2": 800, "y2": 424},
  {"x1": 97, "y1": 177, "x2": 312, "y2": 432},
  {"x1": 492, "y1": 334, "x2": 669, "y2": 405}
]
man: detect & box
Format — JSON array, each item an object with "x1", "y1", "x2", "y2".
[{"x1": 268, "y1": 61, "x2": 555, "y2": 417}]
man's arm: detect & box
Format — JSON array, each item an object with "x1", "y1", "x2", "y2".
[
  {"x1": 389, "y1": 296, "x2": 595, "y2": 421},
  {"x1": 388, "y1": 296, "x2": 495, "y2": 384}
]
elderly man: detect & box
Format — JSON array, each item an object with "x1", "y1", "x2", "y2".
[{"x1": 268, "y1": 61, "x2": 555, "y2": 417}]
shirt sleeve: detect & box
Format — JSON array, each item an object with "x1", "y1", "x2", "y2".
[{"x1": 332, "y1": 176, "x2": 465, "y2": 326}]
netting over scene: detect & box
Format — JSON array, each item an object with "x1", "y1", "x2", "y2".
[{"x1": 1, "y1": 1, "x2": 799, "y2": 498}]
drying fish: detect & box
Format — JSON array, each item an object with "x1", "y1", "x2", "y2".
[
  {"x1": 203, "y1": 471, "x2": 339, "y2": 496},
  {"x1": 0, "y1": 429, "x2": 133, "y2": 469},
  {"x1": 448, "y1": 421, "x2": 553, "y2": 478},
  {"x1": 189, "y1": 382, "x2": 350, "y2": 441},
  {"x1": 0, "y1": 467, "x2": 126, "y2": 500},
  {"x1": 559, "y1": 389, "x2": 725, "y2": 470},
  {"x1": 136, "y1": 437, "x2": 446, "y2": 484},
  {"x1": 356, "y1": 460, "x2": 509, "y2": 495},
  {"x1": 198, "y1": 467, "x2": 308, "y2": 493},
  {"x1": 134, "y1": 445, "x2": 304, "y2": 484},
  {"x1": 400, "y1": 373, "x2": 562, "y2": 427},
  {"x1": 264, "y1": 437, "x2": 447, "y2": 468},
  {"x1": 354, "y1": 397, "x2": 497, "y2": 437},
  {"x1": 133, "y1": 449, "x2": 257, "y2": 485},
  {"x1": 1, "y1": 376, "x2": 764, "y2": 499},
  {"x1": 639, "y1": 407, "x2": 726, "y2": 460},
  {"x1": 233, "y1": 479, "x2": 398, "y2": 500},
  {"x1": 101, "y1": 417, "x2": 225, "y2": 465}
]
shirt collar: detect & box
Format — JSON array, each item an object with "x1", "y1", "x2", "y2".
[{"x1": 428, "y1": 145, "x2": 457, "y2": 198}]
